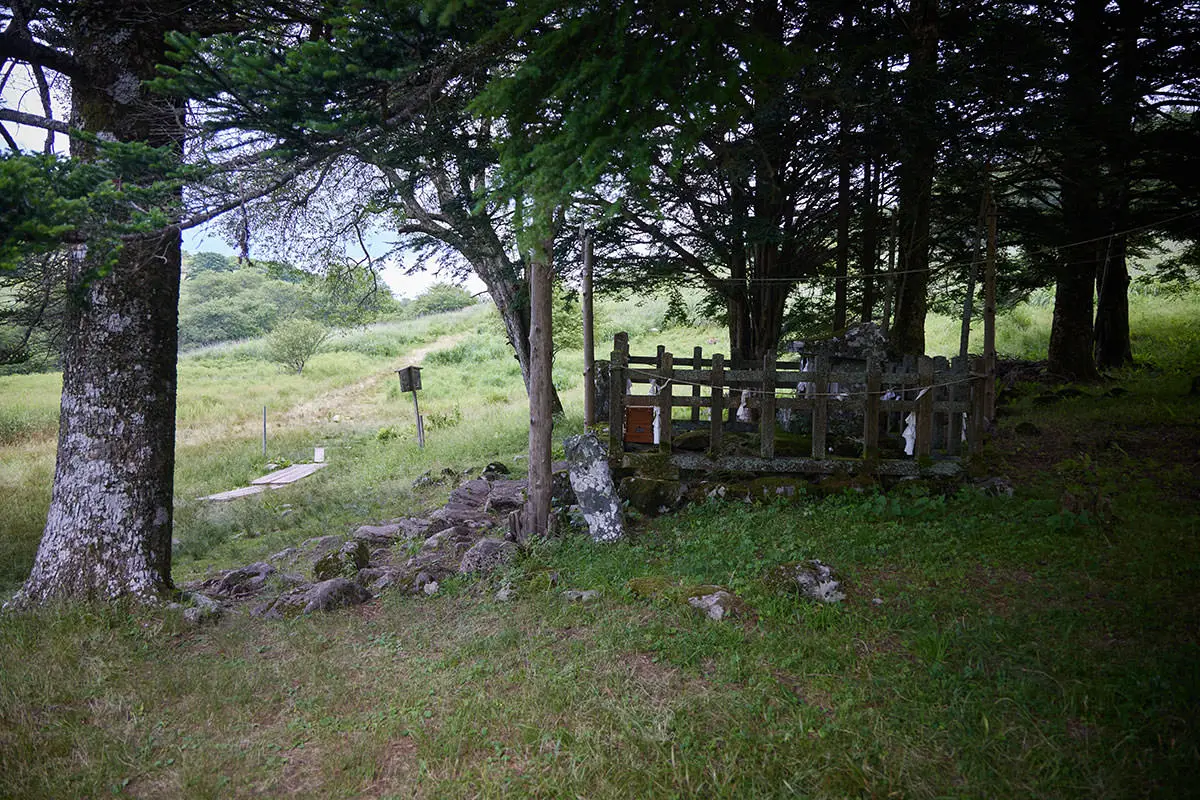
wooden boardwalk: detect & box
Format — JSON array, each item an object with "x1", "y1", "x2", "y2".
[{"x1": 200, "y1": 462, "x2": 328, "y2": 502}]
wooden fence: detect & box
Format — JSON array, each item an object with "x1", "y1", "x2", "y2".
[{"x1": 607, "y1": 332, "x2": 986, "y2": 476}]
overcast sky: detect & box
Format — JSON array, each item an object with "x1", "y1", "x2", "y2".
[{"x1": 2, "y1": 71, "x2": 485, "y2": 301}]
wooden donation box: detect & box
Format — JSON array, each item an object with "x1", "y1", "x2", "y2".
[
  {"x1": 624, "y1": 407, "x2": 655, "y2": 444},
  {"x1": 397, "y1": 365, "x2": 422, "y2": 392}
]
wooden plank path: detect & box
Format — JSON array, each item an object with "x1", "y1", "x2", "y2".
[{"x1": 200, "y1": 462, "x2": 328, "y2": 502}]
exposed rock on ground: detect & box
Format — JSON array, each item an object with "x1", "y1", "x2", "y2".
[
  {"x1": 458, "y1": 538, "x2": 518, "y2": 575},
  {"x1": 564, "y1": 434, "x2": 625, "y2": 542},
  {"x1": 767, "y1": 560, "x2": 846, "y2": 603}
]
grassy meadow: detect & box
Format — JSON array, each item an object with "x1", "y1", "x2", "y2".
[{"x1": 0, "y1": 290, "x2": 1198, "y2": 798}]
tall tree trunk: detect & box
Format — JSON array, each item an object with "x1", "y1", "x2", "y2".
[
  {"x1": 859, "y1": 159, "x2": 879, "y2": 323},
  {"x1": 526, "y1": 238, "x2": 554, "y2": 537},
  {"x1": 1050, "y1": 0, "x2": 1105, "y2": 381},
  {"x1": 1094, "y1": 0, "x2": 1141, "y2": 370},
  {"x1": 11, "y1": 6, "x2": 183, "y2": 605},
  {"x1": 833, "y1": 126, "x2": 851, "y2": 332},
  {"x1": 1094, "y1": 233, "x2": 1132, "y2": 369},
  {"x1": 890, "y1": 0, "x2": 939, "y2": 356}
]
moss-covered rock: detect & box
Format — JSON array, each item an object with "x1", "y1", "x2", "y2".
[
  {"x1": 747, "y1": 476, "x2": 808, "y2": 502},
  {"x1": 619, "y1": 476, "x2": 686, "y2": 515},
  {"x1": 312, "y1": 539, "x2": 370, "y2": 581}
]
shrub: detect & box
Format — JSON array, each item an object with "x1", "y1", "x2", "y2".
[{"x1": 267, "y1": 318, "x2": 331, "y2": 375}]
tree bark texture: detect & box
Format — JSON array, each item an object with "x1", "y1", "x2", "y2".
[
  {"x1": 526, "y1": 239, "x2": 554, "y2": 537},
  {"x1": 890, "y1": 0, "x2": 940, "y2": 356},
  {"x1": 11, "y1": 3, "x2": 184, "y2": 605},
  {"x1": 1049, "y1": 0, "x2": 1105, "y2": 380}
]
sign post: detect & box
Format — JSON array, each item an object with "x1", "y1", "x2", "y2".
[{"x1": 397, "y1": 366, "x2": 424, "y2": 448}]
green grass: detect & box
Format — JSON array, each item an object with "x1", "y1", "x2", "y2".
[{"x1": 0, "y1": 291, "x2": 1198, "y2": 798}]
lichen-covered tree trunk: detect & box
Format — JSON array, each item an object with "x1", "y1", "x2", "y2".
[{"x1": 9, "y1": 3, "x2": 183, "y2": 606}]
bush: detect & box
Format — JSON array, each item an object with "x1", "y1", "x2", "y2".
[
  {"x1": 266, "y1": 319, "x2": 332, "y2": 375},
  {"x1": 409, "y1": 283, "x2": 477, "y2": 317}
]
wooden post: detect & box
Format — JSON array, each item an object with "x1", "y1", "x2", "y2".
[
  {"x1": 411, "y1": 389, "x2": 425, "y2": 448},
  {"x1": 812, "y1": 355, "x2": 829, "y2": 459},
  {"x1": 864, "y1": 358, "x2": 881, "y2": 457},
  {"x1": 691, "y1": 346, "x2": 703, "y2": 423},
  {"x1": 709, "y1": 353, "x2": 724, "y2": 458},
  {"x1": 916, "y1": 356, "x2": 934, "y2": 457},
  {"x1": 658, "y1": 350, "x2": 673, "y2": 453},
  {"x1": 527, "y1": 238, "x2": 554, "y2": 538},
  {"x1": 582, "y1": 229, "x2": 596, "y2": 426},
  {"x1": 760, "y1": 352, "x2": 776, "y2": 459},
  {"x1": 262, "y1": 406, "x2": 267, "y2": 457},
  {"x1": 948, "y1": 356, "x2": 965, "y2": 456},
  {"x1": 983, "y1": 186, "x2": 998, "y2": 426},
  {"x1": 969, "y1": 356, "x2": 986, "y2": 455},
  {"x1": 608, "y1": 332, "x2": 629, "y2": 464}
]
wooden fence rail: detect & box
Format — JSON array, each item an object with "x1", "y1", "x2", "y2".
[{"x1": 607, "y1": 333, "x2": 986, "y2": 475}]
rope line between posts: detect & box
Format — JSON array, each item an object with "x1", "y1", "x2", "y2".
[{"x1": 624, "y1": 367, "x2": 978, "y2": 402}]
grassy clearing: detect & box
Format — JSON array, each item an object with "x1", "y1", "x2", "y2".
[{"x1": 0, "y1": 291, "x2": 1198, "y2": 798}]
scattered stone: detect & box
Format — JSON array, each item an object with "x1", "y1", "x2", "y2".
[
  {"x1": 181, "y1": 592, "x2": 223, "y2": 625},
  {"x1": 562, "y1": 589, "x2": 600, "y2": 603},
  {"x1": 922, "y1": 460, "x2": 964, "y2": 479},
  {"x1": 484, "y1": 479, "x2": 527, "y2": 513},
  {"x1": 872, "y1": 597, "x2": 884, "y2": 606},
  {"x1": 445, "y1": 479, "x2": 492, "y2": 512},
  {"x1": 551, "y1": 468, "x2": 577, "y2": 508},
  {"x1": 482, "y1": 461, "x2": 511, "y2": 479},
  {"x1": 688, "y1": 590, "x2": 746, "y2": 621},
  {"x1": 564, "y1": 433, "x2": 625, "y2": 542},
  {"x1": 1014, "y1": 421, "x2": 1042, "y2": 437},
  {"x1": 976, "y1": 476, "x2": 1015, "y2": 497},
  {"x1": 423, "y1": 581, "x2": 439, "y2": 596},
  {"x1": 353, "y1": 517, "x2": 432, "y2": 545},
  {"x1": 458, "y1": 538, "x2": 518, "y2": 575},
  {"x1": 768, "y1": 560, "x2": 846, "y2": 603},
  {"x1": 313, "y1": 539, "x2": 370, "y2": 581},
  {"x1": 253, "y1": 578, "x2": 371, "y2": 618},
  {"x1": 193, "y1": 561, "x2": 275, "y2": 599},
  {"x1": 495, "y1": 583, "x2": 516, "y2": 602}
]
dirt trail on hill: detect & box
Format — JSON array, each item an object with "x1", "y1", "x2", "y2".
[{"x1": 176, "y1": 331, "x2": 467, "y2": 447}]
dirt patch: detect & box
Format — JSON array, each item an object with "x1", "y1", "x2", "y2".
[{"x1": 361, "y1": 736, "x2": 420, "y2": 798}]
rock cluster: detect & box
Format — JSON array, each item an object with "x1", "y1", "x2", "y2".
[{"x1": 182, "y1": 472, "x2": 535, "y2": 623}]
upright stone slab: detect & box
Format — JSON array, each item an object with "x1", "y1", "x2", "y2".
[{"x1": 564, "y1": 434, "x2": 625, "y2": 543}]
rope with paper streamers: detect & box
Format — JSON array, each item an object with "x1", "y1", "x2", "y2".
[{"x1": 625, "y1": 367, "x2": 979, "y2": 402}]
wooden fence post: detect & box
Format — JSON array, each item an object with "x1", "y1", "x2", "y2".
[
  {"x1": 969, "y1": 356, "x2": 985, "y2": 455},
  {"x1": 916, "y1": 356, "x2": 934, "y2": 458},
  {"x1": 709, "y1": 354, "x2": 724, "y2": 457},
  {"x1": 692, "y1": 346, "x2": 703, "y2": 423},
  {"x1": 658, "y1": 350, "x2": 673, "y2": 453},
  {"x1": 948, "y1": 356, "x2": 965, "y2": 456},
  {"x1": 608, "y1": 332, "x2": 629, "y2": 465},
  {"x1": 864, "y1": 358, "x2": 881, "y2": 457},
  {"x1": 812, "y1": 355, "x2": 829, "y2": 459},
  {"x1": 760, "y1": 351, "x2": 776, "y2": 459}
]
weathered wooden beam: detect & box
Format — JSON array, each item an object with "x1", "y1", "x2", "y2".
[
  {"x1": 709, "y1": 353, "x2": 724, "y2": 457},
  {"x1": 760, "y1": 351, "x2": 776, "y2": 459},
  {"x1": 864, "y1": 358, "x2": 881, "y2": 456},
  {"x1": 812, "y1": 355, "x2": 830, "y2": 459},
  {"x1": 915, "y1": 356, "x2": 934, "y2": 458},
  {"x1": 609, "y1": 332, "x2": 629, "y2": 464},
  {"x1": 658, "y1": 350, "x2": 673, "y2": 453}
]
